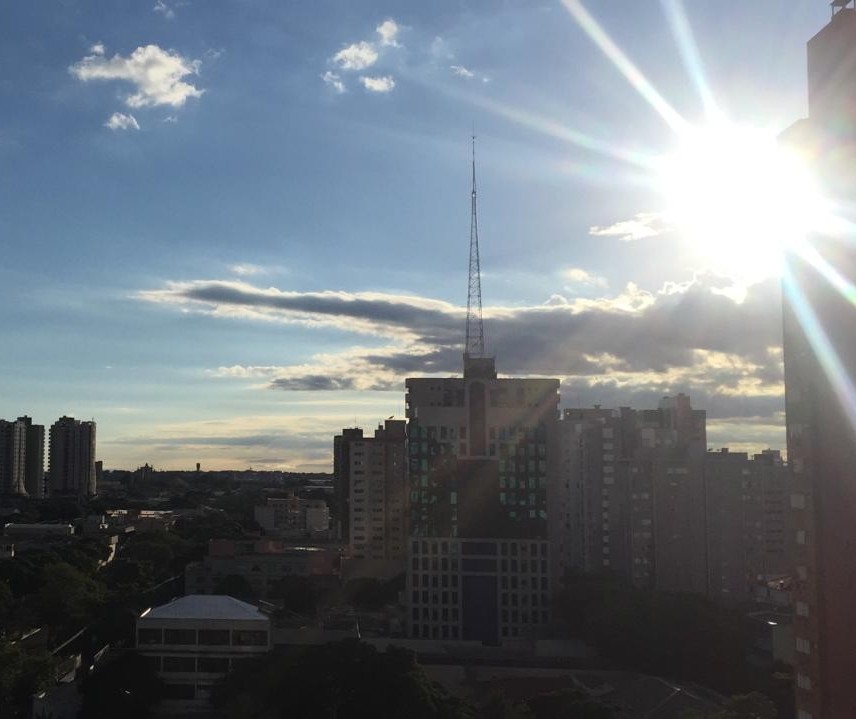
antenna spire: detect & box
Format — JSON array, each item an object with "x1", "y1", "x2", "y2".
[{"x1": 465, "y1": 134, "x2": 485, "y2": 360}]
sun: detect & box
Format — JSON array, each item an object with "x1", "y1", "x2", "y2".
[{"x1": 657, "y1": 121, "x2": 827, "y2": 281}]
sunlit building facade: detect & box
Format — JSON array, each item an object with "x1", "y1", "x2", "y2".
[{"x1": 782, "y1": 5, "x2": 856, "y2": 717}]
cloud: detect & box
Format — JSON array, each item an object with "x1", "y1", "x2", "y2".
[
  {"x1": 562, "y1": 267, "x2": 607, "y2": 288},
  {"x1": 331, "y1": 41, "x2": 378, "y2": 71},
  {"x1": 70, "y1": 44, "x2": 204, "y2": 109},
  {"x1": 140, "y1": 273, "x2": 785, "y2": 430},
  {"x1": 450, "y1": 65, "x2": 474, "y2": 78},
  {"x1": 229, "y1": 263, "x2": 267, "y2": 277},
  {"x1": 90, "y1": 42, "x2": 105, "y2": 56},
  {"x1": 359, "y1": 75, "x2": 395, "y2": 93},
  {"x1": 589, "y1": 212, "x2": 671, "y2": 242},
  {"x1": 153, "y1": 0, "x2": 175, "y2": 19},
  {"x1": 376, "y1": 19, "x2": 401, "y2": 47},
  {"x1": 163, "y1": 115, "x2": 178, "y2": 123},
  {"x1": 104, "y1": 112, "x2": 140, "y2": 131},
  {"x1": 321, "y1": 71, "x2": 346, "y2": 93}
]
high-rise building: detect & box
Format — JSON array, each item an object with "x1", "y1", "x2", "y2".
[
  {"x1": 333, "y1": 427, "x2": 364, "y2": 543},
  {"x1": 48, "y1": 416, "x2": 96, "y2": 498},
  {"x1": 347, "y1": 419, "x2": 407, "y2": 568},
  {"x1": 0, "y1": 416, "x2": 45, "y2": 497},
  {"x1": 556, "y1": 395, "x2": 707, "y2": 592},
  {"x1": 782, "y1": 5, "x2": 856, "y2": 717},
  {"x1": 404, "y1": 142, "x2": 560, "y2": 643}
]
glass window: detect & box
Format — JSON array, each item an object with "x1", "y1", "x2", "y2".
[
  {"x1": 164, "y1": 629, "x2": 196, "y2": 645},
  {"x1": 162, "y1": 656, "x2": 196, "y2": 672},
  {"x1": 163, "y1": 684, "x2": 196, "y2": 700},
  {"x1": 198, "y1": 629, "x2": 230, "y2": 646},
  {"x1": 232, "y1": 630, "x2": 268, "y2": 646},
  {"x1": 137, "y1": 628, "x2": 163, "y2": 645},
  {"x1": 197, "y1": 656, "x2": 230, "y2": 673}
]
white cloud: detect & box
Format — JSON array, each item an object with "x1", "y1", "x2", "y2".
[
  {"x1": 430, "y1": 36, "x2": 454, "y2": 60},
  {"x1": 331, "y1": 41, "x2": 378, "y2": 71},
  {"x1": 229, "y1": 263, "x2": 267, "y2": 277},
  {"x1": 70, "y1": 44, "x2": 204, "y2": 109},
  {"x1": 589, "y1": 212, "x2": 670, "y2": 242},
  {"x1": 359, "y1": 75, "x2": 395, "y2": 93},
  {"x1": 321, "y1": 71, "x2": 346, "y2": 93},
  {"x1": 562, "y1": 267, "x2": 608, "y2": 288},
  {"x1": 90, "y1": 42, "x2": 105, "y2": 56},
  {"x1": 104, "y1": 112, "x2": 140, "y2": 131},
  {"x1": 450, "y1": 65, "x2": 475, "y2": 78},
  {"x1": 376, "y1": 19, "x2": 401, "y2": 47},
  {"x1": 162, "y1": 115, "x2": 178, "y2": 123},
  {"x1": 153, "y1": 0, "x2": 175, "y2": 19}
]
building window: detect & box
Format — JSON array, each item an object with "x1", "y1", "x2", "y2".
[
  {"x1": 797, "y1": 673, "x2": 812, "y2": 691},
  {"x1": 198, "y1": 656, "x2": 230, "y2": 673},
  {"x1": 796, "y1": 530, "x2": 807, "y2": 545},
  {"x1": 796, "y1": 601, "x2": 809, "y2": 617},
  {"x1": 796, "y1": 637, "x2": 811, "y2": 654},
  {"x1": 164, "y1": 628, "x2": 196, "y2": 645},
  {"x1": 137, "y1": 628, "x2": 163, "y2": 645},
  {"x1": 232, "y1": 630, "x2": 268, "y2": 646},
  {"x1": 198, "y1": 629, "x2": 230, "y2": 646},
  {"x1": 163, "y1": 684, "x2": 196, "y2": 700},
  {"x1": 162, "y1": 656, "x2": 196, "y2": 673}
]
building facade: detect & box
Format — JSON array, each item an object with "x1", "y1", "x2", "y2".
[
  {"x1": 0, "y1": 416, "x2": 44, "y2": 497},
  {"x1": 782, "y1": 6, "x2": 856, "y2": 717},
  {"x1": 405, "y1": 356, "x2": 560, "y2": 643},
  {"x1": 136, "y1": 595, "x2": 270, "y2": 712},
  {"x1": 48, "y1": 416, "x2": 96, "y2": 498}
]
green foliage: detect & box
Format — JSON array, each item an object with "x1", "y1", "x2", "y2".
[
  {"x1": 213, "y1": 639, "x2": 475, "y2": 719},
  {"x1": 525, "y1": 689, "x2": 616, "y2": 719},
  {"x1": 480, "y1": 692, "x2": 534, "y2": 719},
  {"x1": 553, "y1": 572, "x2": 750, "y2": 692},
  {"x1": 78, "y1": 650, "x2": 163, "y2": 719},
  {"x1": 0, "y1": 641, "x2": 56, "y2": 719},
  {"x1": 35, "y1": 561, "x2": 104, "y2": 633},
  {"x1": 344, "y1": 573, "x2": 405, "y2": 610},
  {"x1": 214, "y1": 574, "x2": 257, "y2": 603},
  {"x1": 269, "y1": 575, "x2": 318, "y2": 615},
  {"x1": 681, "y1": 692, "x2": 778, "y2": 719}
]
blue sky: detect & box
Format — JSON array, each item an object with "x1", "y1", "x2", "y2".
[{"x1": 0, "y1": 1, "x2": 829, "y2": 470}]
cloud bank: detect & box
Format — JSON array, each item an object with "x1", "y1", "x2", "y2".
[{"x1": 140, "y1": 273, "x2": 785, "y2": 444}]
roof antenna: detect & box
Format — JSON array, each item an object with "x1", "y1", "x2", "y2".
[{"x1": 465, "y1": 133, "x2": 485, "y2": 361}]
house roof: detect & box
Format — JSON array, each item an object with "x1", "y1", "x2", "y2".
[{"x1": 142, "y1": 594, "x2": 268, "y2": 621}]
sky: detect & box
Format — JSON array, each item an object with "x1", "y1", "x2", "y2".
[{"x1": 0, "y1": 0, "x2": 832, "y2": 471}]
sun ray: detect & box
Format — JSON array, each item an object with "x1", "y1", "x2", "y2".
[
  {"x1": 782, "y1": 264, "x2": 856, "y2": 436},
  {"x1": 560, "y1": 0, "x2": 687, "y2": 132},
  {"x1": 659, "y1": 0, "x2": 718, "y2": 116}
]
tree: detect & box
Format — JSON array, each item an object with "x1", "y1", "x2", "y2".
[
  {"x1": 213, "y1": 574, "x2": 257, "y2": 603},
  {"x1": 78, "y1": 651, "x2": 163, "y2": 719},
  {"x1": 0, "y1": 641, "x2": 56, "y2": 719},
  {"x1": 269, "y1": 575, "x2": 318, "y2": 614},
  {"x1": 35, "y1": 562, "x2": 104, "y2": 633},
  {"x1": 213, "y1": 639, "x2": 475, "y2": 719},
  {"x1": 681, "y1": 693, "x2": 778, "y2": 719},
  {"x1": 526, "y1": 689, "x2": 616, "y2": 719}
]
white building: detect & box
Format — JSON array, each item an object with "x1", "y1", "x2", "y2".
[{"x1": 136, "y1": 595, "x2": 270, "y2": 712}]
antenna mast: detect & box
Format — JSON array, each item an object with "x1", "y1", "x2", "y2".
[{"x1": 465, "y1": 135, "x2": 485, "y2": 359}]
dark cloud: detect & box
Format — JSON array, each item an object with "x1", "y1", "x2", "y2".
[{"x1": 144, "y1": 275, "x2": 786, "y2": 435}]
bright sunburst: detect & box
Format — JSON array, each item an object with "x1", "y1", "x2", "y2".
[{"x1": 657, "y1": 121, "x2": 827, "y2": 280}]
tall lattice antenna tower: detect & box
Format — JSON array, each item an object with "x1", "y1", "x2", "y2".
[{"x1": 465, "y1": 135, "x2": 485, "y2": 359}]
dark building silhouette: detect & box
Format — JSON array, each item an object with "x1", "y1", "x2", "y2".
[
  {"x1": 0, "y1": 416, "x2": 44, "y2": 497},
  {"x1": 782, "y1": 4, "x2": 856, "y2": 716},
  {"x1": 404, "y1": 141, "x2": 560, "y2": 643},
  {"x1": 333, "y1": 426, "x2": 364, "y2": 543},
  {"x1": 48, "y1": 416, "x2": 96, "y2": 498}
]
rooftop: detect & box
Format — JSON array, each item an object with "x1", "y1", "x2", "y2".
[{"x1": 141, "y1": 594, "x2": 267, "y2": 621}]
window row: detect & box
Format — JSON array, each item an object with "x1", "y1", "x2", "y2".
[{"x1": 138, "y1": 628, "x2": 268, "y2": 647}]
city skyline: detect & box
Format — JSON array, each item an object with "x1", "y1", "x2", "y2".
[{"x1": 1, "y1": 1, "x2": 829, "y2": 471}]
